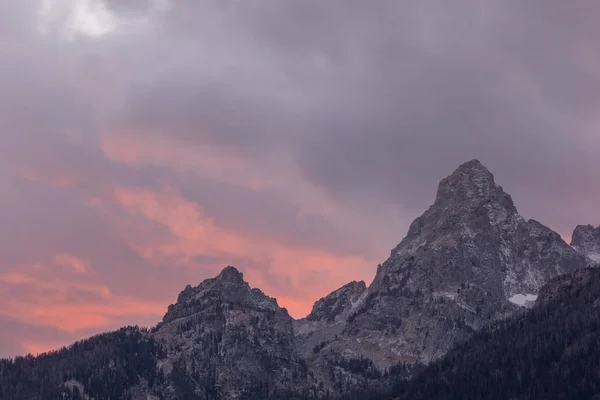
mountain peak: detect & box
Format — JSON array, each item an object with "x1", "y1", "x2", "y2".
[
  {"x1": 161, "y1": 266, "x2": 281, "y2": 325},
  {"x1": 434, "y1": 159, "x2": 515, "y2": 212},
  {"x1": 456, "y1": 158, "x2": 487, "y2": 172},
  {"x1": 571, "y1": 224, "x2": 599, "y2": 244},
  {"x1": 447, "y1": 159, "x2": 493, "y2": 182},
  {"x1": 304, "y1": 280, "x2": 367, "y2": 323},
  {"x1": 216, "y1": 265, "x2": 244, "y2": 283},
  {"x1": 351, "y1": 159, "x2": 589, "y2": 366},
  {"x1": 571, "y1": 224, "x2": 600, "y2": 264}
]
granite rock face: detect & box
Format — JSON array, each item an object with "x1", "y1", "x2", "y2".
[
  {"x1": 294, "y1": 281, "x2": 374, "y2": 394},
  {"x1": 305, "y1": 281, "x2": 367, "y2": 324},
  {"x1": 302, "y1": 160, "x2": 590, "y2": 371},
  {"x1": 152, "y1": 266, "x2": 313, "y2": 399},
  {"x1": 571, "y1": 224, "x2": 600, "y2": 264}
]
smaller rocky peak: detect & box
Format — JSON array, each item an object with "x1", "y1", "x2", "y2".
[
  {"x1": 250, "y1": 287, "x2": 282, "y2": 311},
  {"x1": 174, "y1": 266, "x2": 247, "y2": 304},
  {"x1": 434, "y1": 159, "x2": 516, "y2": 213},
  {"x1": 305, "y1": 280, "x2": 367, "y2": 322},
  {"x1": 527, "y1": 219, "x2": 562, "y2": 239},
  {"x1": 216, "y1": 265, "x2": 245, "y2": 283},
  {"x1": 175, "y1": 284, "x2": 196, "y2": 303},
  {"x1": 571, "y1": 225, "x2": 600, "y2": 247},
  {"x1": 455, "y1": 159, "x2": 489, "y2": 174},
  {"x1": 571, "y1": 224, "x2": 600, "y2": 264},
  {"x1": 161, "y1": 266, "x2": 281, "y2": 324},
  {"x1": 330, "y1": 280, "x2": 367, "y2": 298}
]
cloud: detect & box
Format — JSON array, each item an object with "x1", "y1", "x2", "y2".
[
  {"x1": 54, "y1": 253, "x2": 91, "y2": 273},
  {"x1": 1, "y1": 0, "x2": 600, "y2": 356}
]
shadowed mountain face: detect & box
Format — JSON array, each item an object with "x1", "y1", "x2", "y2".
[
  {"x1": 0, "y1": 160, "x2": 595, "y2": 400},
  {"x1": 390, "y1": 267, "x2": 600, "y2": 400}
]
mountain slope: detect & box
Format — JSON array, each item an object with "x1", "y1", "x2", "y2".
[
  {"x1": 152, "y1": 266, "x2": 314, "y2": 399},
  {"x1": 391, "y1": 267, "x2": 600, "y2": 400},
  {"x1": 305, "y1": 160, "x2": 590, "y2": 370}
]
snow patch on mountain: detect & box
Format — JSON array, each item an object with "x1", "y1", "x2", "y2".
[{"x1": 509, "y1": 293, "x2": 538, "y2": 308}]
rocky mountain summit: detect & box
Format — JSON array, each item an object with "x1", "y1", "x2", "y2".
[
  {"x1": 151, "y1": 265, "x2": 314, "y2": 399},
  {"x1": 299, "y1": 160, "x2": 590, "y2": 373},
  {"x1": 571, "y1": 224, "x2": 600, "y2": 264}
]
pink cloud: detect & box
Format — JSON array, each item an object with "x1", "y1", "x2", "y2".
[
  {"x1": 0, "y1": 131, "x2": 385, "y2": 356},
  {"x1": 54, "y1": 253, "x2": 90, "y2": 273},
  {"x1": 108, "y1": 183, "x2": 374, "y2": 317},
  {"x1": 0, "y1": 263, "x2": 164, "y2": 334}
]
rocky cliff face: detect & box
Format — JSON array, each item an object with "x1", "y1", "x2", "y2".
[
  {"x1": 571, "y1": 224, "x2": 600, "y2": 264},
  {"x1": 302, "y1": 160, "x2": 590, "y2": 371},
  {"x1": 151, "y1": 266, "x2": 314, "y2": 399},
  {"x1": 294, "y1": 282, "x2": 377, "y2": 394},
  {"x1": 395, "y1": 266, "x2": 600, "y2": 400},
  {"x1": 305, "y1": 281, "x2": 367, "y2": 324}
]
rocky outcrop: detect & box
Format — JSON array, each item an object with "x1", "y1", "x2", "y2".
[
  {"x1": 571, "y1": 224, "x2": 600, "y2": 265},
  {"x1": 536, "y1": 267, "x2": 598, "y2": 307},
  {"x1": 305, "y1": 281, "x2": 367, "y2": 324},
  {"x1": 153, "y1": 266, "x2": 314, "y2": 399}
]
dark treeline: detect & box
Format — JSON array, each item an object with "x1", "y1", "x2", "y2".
[{"x1": 0, "y1": 326, "x2": 165, "y2": 400}]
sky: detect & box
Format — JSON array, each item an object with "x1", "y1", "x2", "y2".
[{"x1": 1, "y1": 0, "x2": 600, "y2": 358}]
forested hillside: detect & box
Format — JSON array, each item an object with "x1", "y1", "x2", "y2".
[{"x1": 0, "y1": 327, "x2": 165, "y2": 400}]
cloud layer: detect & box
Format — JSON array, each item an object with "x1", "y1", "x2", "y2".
[{"x1": 1, "y1": 0, "x2": 599, "y2": 357}]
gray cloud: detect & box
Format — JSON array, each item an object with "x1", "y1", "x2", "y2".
[{"x1": 105, "y1": 0, "x2": 600, "y2": 227}]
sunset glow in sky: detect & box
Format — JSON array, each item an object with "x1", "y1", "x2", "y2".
[{"x1": 1, "y1": 0, "x2": 600, "y2": 357}]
